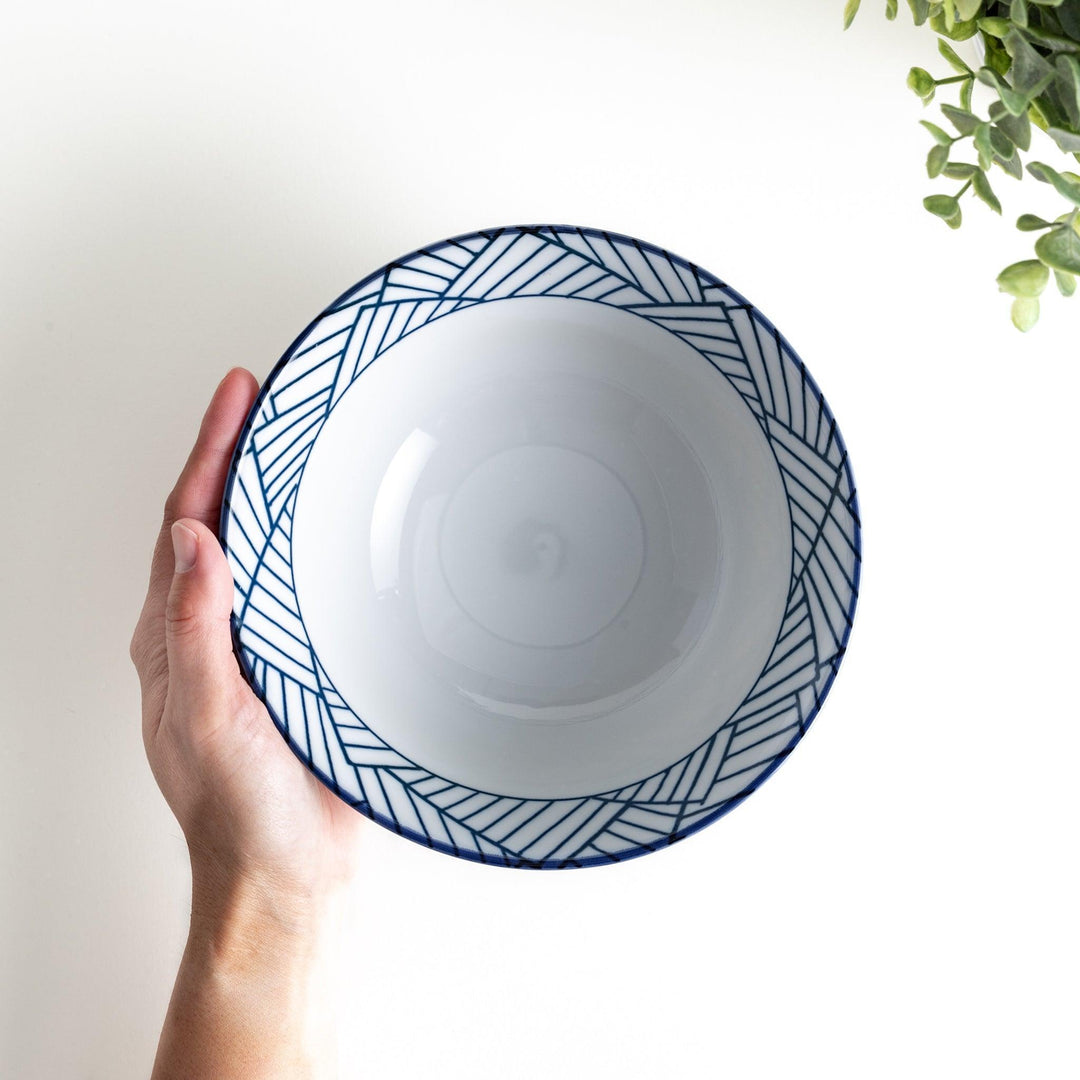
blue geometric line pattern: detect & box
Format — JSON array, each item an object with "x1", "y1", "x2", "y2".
[{"x1": 221, "y1": 225, "x2": 861, "y2": 869}]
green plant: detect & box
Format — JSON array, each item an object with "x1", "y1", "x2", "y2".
[{"x1": 845, "y1": 0, "x2": 1080, "y2": 329}]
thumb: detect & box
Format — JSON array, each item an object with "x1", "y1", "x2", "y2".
[{"x1": 165, "y1": 517, "x2": 242, "y2": 705}]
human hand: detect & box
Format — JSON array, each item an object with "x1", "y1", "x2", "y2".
[
  {"x1": 131, "y1": 367, "x2": 364, "y2": 910},
  {"x1": 130, "y1": 368, "x2": 362, "y2": 1078}
]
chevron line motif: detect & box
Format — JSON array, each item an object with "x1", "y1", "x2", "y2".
[{"x1": 221, "y1": 225, "x2": 861, "y2": 869}]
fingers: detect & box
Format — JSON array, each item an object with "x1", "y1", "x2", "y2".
[
  {"x1": 139, "y1": 368, "x2": 259, "y2": 632},
  {"x1": 165, "y1": 368, "x2": 260, "y2": 532},
  {"x1": 164, "y1": 517, "x2": 245, "y2": 719}
]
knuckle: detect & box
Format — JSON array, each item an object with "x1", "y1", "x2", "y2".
[
  {"x1": 163, "y1": 488, "x2": 182, "y2": 525},
  {"x1": 129, "y1": 628, "x2": 168, "y2": 692},
  {"x1": 129, "y1": 616, "x2": 152, "y2": 668},
  {"x1": 165, "y1": 602, "x2": 202, "y2": 640}
]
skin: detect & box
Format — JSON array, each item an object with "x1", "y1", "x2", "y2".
[{"x1": 129, "y1": 368, "x2": 364, "y2": 1079}]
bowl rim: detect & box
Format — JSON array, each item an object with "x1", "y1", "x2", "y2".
[{"x1": 219, "y1": 223, "x2": 862, "y2": 870}]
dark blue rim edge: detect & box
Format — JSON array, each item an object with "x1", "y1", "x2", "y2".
[{"x1": 218, "y1": 223, "x2": 863, "y2": 871}]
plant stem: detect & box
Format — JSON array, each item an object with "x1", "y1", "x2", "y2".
[{"x1": 935, "y1": 74, "x2": 973, "y2": 86}]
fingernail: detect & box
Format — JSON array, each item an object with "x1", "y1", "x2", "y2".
[{"x1": 171, "y1": 521, "x2": 198, "y2": 574}]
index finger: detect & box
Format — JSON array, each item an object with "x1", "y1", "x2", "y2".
[{"x1": 142, "y1": 367, "x2": 260, "y2": 618}]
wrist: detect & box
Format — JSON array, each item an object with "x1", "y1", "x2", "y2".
[
  {"x1": 187, "y1": 859, "x2": 339, "y2": 975},
  {"x1": 154, "y1": 863, "x2": 344, "y2": 1079}
]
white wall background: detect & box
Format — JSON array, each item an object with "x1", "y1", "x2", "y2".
[{"x1": 2, "y1": 2, "x2": 1077, "y2": 1076}]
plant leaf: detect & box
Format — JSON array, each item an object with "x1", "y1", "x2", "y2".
[
  {"x1": 927, "y1": 143, "x2": 950, "y2": 177},
  {"x1": 939, "y1": 38, "x2": 973, "y2": 73},
  {"x1": 997, "y1": 258, "x2": 1049, "y2": 296},
  {"x1": 1035, "y1": 224, "x2": 1080, "y2": 272},
  {"x1": 941, "y1": 103, "x2": 981, "y2": 134},
  {"x1": 984, "y1": 31, "x2": 1014, "y2": 76},
  {"x1": 1017, "y1": 213, "x2": 1055, "y2": 230},
  {"x1": 995, "y1": 150, "x2": 1025, "y2": 178},
  {"x1": 978, "y1": 67, "x2": 1034, "y2": 115},
  {"x1": 921, "y1": 119, "x2": 955, "y2": 145},
  {"x1": 1011, "y1": 296, "x2": 1040, "y2": 330},
  {"x1": 944, "y1": 162, "x2": 979, "y2": 178},
  {"x1": 844, "y1": 0, "x2": 862, "y2": 29},
  {"x1": 974, "y1": 122, "x2": 995, "y2": 169},
  {"x1": 924, "y1": 193, "x2": 963, "y2": 227},
  {"x1": 1032, "y1": 92, "x2": 1071, "y2": 131},
  {"x1": 978, "y1": 16, "x2": 1012, "y2": 36},
  {"x1": 1059, "y1": 1, "x2": 1080, "y2": 37},
  {"x1": 908, "y1": 0, "x2": 931, "y2": 24},
  {"x1": 1056, "y1": 55, "x2": 1080, "y2": 129},
  {"x1": 1006, "y1": 29, "x2": 1056, "y2": 98},
  {"x1": 1027, "y1": 161, "x2": 1080, "y2": 205},
  {"x1": 973, "y1": 168, "x2": 1002, "y2": 212},
  {"x1": 931, "y1": 12, "x2": 981, "y2": 38},
  {"x1": 1011, "y1": 0, "x2": 1029, "y2": 28},
  {"x1": 1047, "y1": 127, "x2": 1080, "y2": 152},
  {"x1": 989, "y1": 99, "x2": 1032, "y2": 150},
  {"x1": 1054, "y1": 269, "x2": 1077, "y2": 296},
  {"x1": 955, "y1": 0, "x2": 981, "y2": 16},
  {"x1": 960, "y1": 74, "x2": 974, "y2": 110},
  {"x1": 989, "y1": 123, "x2": 1015, "y2": 156},
  {"x1": 908, "y1": 66, "x2": 936, "y2": 100},
  {"x1": 1024, "y1": 25, "x2": 1080, "y2": 50},
  {"x1": 886, "y1": 0, "x2": 899, "y2": 16}
]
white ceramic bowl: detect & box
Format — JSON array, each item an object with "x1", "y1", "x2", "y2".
[{"x1": 222, "y1": 225, "x2": 860, "y2": 868}]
